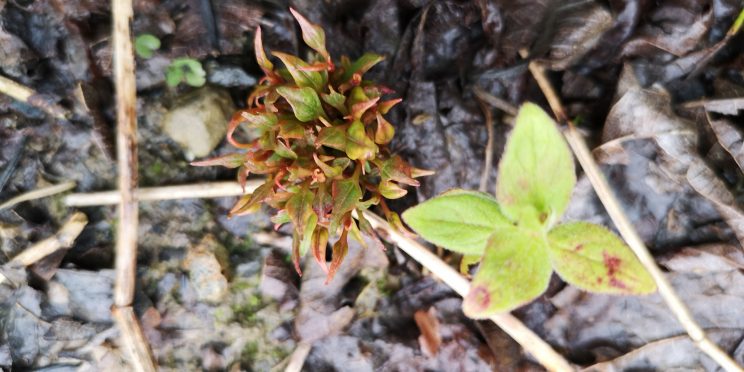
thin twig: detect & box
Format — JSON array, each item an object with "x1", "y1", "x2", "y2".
[
  {"x1": 522, "y1": 51, "x2": 743, "y2": 372},
  {"x1": 363, "y1": 211, "x2": 574, "y2": 372},
  {"x1": 0, "y1": 212, "x2": 87, "y2": 285},
  {"x1": 0, "y1": 181, "x2": 76, "y2": 211},
  {"x1": 473, "y1": 86, "x2": 519, "y2": 117},
  {"x1": 112, "y1": 0, "x2": 140, "y2": 308},
  {"x1": 112, "y1": 307, "x2": 157, "y2": 372},
  {"x1": 476, "y1": 99, "x2": 495, "y2": 193},
  {"x1": 284, "y1": 342, "x2": 312, "y2": 372},
  {"x1": 54, "y1": 180, "x2": 573, "y2": 371},
  {"x1": 112, "y1": 0, "x2": 155, "y2": 371},
  {"x1": 64, "y1": 181, "x2": 248, "y2": 207},
  {"x1": 0, "y1": 75, "x2": 68, "y2": 119}
]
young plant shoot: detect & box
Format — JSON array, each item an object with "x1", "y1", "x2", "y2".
[
  {"x1": 402, "y1": 103, "x2": 656, "y2": 318},
  {"x1": 193, "y1": 9, "x2": 430, "y2": 282}
]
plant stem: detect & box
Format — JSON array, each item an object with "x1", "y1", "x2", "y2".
[
  {"x1": 0, "y1": 181, "x2": 76, "y2": 211},
  {"x1": 64, "y1": 181, "x2": 247, "y2": 206},
  {"x1": 523, "y1": 52, "x2": 743, "y2": 372},
  {"x1": 111, "y1": 0, "x2": 156, "y2": 370},
  {"x1": 0, "y1": 75, "x2": 68, "y2": 119},
  {"x1": 0, "y1": 212, "x2": 88, "y2": 285}
]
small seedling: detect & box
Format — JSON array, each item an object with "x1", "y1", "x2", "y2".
[
  {"x1": 402, "y1": 103, "x2": 656, "y2": 318},
  {"x1": 166, "y1": 57, "x2": 206, "y2": 87},
  {"x1": 193, "y1": 9, "x2": 430, "y2": 281},
  {"x1": 135, "y1": 34, "x2": 161, "y2": 59}
]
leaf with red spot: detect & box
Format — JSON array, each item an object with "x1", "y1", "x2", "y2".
[
  {"x1": 546, "y1": 222, "x2": 656, "y2": 294},
  {"x1": 289, "y1": 8, "x2": 331, "y2": 67},
  {"x1": 463, "y1": 226, "x2": 552, "y2": 318},
  {"x1": 191, "y1": 152, "x2": 245, "y2": 168}
]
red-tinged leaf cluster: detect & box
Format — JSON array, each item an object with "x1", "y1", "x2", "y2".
[{"x1": 193, "y1": 9, "x2": 431, "y2": 282}]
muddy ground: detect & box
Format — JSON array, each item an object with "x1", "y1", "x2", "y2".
[{"x1": 2, "y1": 0, "x2": 744, "y2": 371}]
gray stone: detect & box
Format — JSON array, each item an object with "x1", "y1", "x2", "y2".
[
  {"x1": 183, "y1": 235, "x2": 229, "y2": 304},
  {"x1": 205, "y1": 61, "x2": 257, "y2": 88},
  {"x1": 52, "y1": 269, "x2": 114, "y2": 323},
  {"x1": 161, "y1": 87, "x2": 234, "y2": 160}
]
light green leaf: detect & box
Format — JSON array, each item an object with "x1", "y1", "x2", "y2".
[
  {"x1": 496, "y1": 103, "x2": 575, "y2": 228},
  {"x1": 341, "y1": 53, "x2": 384, "y2": 82},
  {"x1": 135, "y1": 34, "x2": 160, "y2": 59},
  {"x1": 272, "y1": 51, "x2": 324, "y2": 91},
  {"x1": 321, "y1": 86, "x2": 347, "y2": 115},
  {"x1": 276, "y1": 86, "x2": 324, "y2": 122},
  {"x1": 346, "y1": 120, "x2": 377, "y2": 160},
  {"x1": 464, "y1": 227, "x2": 552, "y2": 317},
  {"x1": 299, "y1": 213, "x2": 318, "y2": 257},
  {"x1": 317, "y1": 125, "x2": 347, "y2": 151},
  {"x1": 286, "y1": 188, "x2": 316, "y2": 237},
  {"x1": 546, "y1": 222, "x2": 656, "y2": 294},
  {"x1": 401, "y1": 189, "x2": 511, "y2": 255}
]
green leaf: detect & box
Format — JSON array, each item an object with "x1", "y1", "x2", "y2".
[
  {"x1": 378, "y1": 180, "x2": 407, "y2": 199},
  {"x1": 299, "y1": 213, "x2": 318, "y2": 257},
  {"x1": 286, "y1": 188, "x2": 316, "y2": 237},
  {"x1": 321, "y1": 86, "x2": 347, "y2": 115},
  {"x1": 329, "y1": 179, "x2": 362, "y2": 234},
  {"x1": 289, "y1": 8, "x2": 331, "y2": 64},
  {"x1": 272, "y1": 51, "x2": 324, "y2": 91},
  {"x1": 401, "y1": 189, "x2": 511, "y2": 255},
  {"x1": 274, "y1": 141, "x2": 297, "y2": 159},
  {"x1": 165, "y1": 67, "x2": 183, "y2": 87},
  {"x1": 341, "y1": 53, "x2": 384, "y2": 82},
  {"x1": 317, "y1": 126, "x2": 347, "y2": 151},
  {"x1": 241, "y1": 111, "x2": 278, "y2": 131},
  {"x1": 346, "y1": 120, "x2": 377, "y2": 160},
  {"x1": 464, "y1": 227, "x2": 553, "y2": 317},
  {"x1": 546, "y1": 222, "x2": 656, "y2": 294},
  {"x1": 496, "y1": 103, "x2": 575, "y2": 228},
  {"x1": 135, "y1": 34, "x2": 160, "y2": 59},
  {"x1": 166, "y1": 58, "x2": 206, "y2": 87},
  {"x1": 313, "y1": 154, "x2": 343, "y2": 178},
  {"x1": 276, "y1": 86, "x2": 324, "y2": 122}
]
